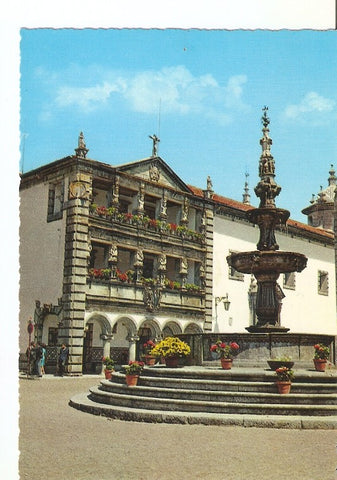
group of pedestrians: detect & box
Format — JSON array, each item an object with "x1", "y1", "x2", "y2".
[
  {"x1": 26, "y1": 342, "x2": 69, "y2": 376},
  {"x1": 26, "y1": 341, "x2": 46, "y2": 377}
]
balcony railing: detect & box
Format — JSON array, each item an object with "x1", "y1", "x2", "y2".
[
  {"x1": 89, "y1": 205, "x2": 204, "y2": 243},
  {"x1": 86, "y1": 276, "x2": 205, "y2": 312}
]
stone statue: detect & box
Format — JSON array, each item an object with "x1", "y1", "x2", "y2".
[
  {"x1": 158, "y1": 253, "x2": 167, "y2": 271},
  {"x1": 108, "y1": 243, "x2": 118, "y2": 263},
  {"x1": 134, "y1": 249, "x2": 144, "y2": 267},
  {"x1": 180, "y1": 257, "x2": 188, "y2": 275},
  {"x1": 149, "y1": 134, "x2": 160, "y2": 157}
]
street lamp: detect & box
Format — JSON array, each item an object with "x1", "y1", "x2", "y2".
[{"x1": 215, "y1": 293, "x2": 231, "y2": 311}]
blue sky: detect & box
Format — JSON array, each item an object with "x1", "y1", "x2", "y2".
[{"x1": 20, "y1": 29, "x2": 337, "y2": 222}]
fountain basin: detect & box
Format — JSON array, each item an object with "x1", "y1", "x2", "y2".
[{"x1": 227, "y1": 250, "x2": 307, "y2": 275}]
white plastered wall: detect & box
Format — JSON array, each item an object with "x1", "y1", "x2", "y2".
[
  {"x1": 213, "y1": 215, "x2": 336, "y2": 335},
  {"x1": 19, "y1": 182, "x2": 67, "y2": 351}
]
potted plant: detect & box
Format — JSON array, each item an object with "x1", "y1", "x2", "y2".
[
  {"x1": 275, "y1": 366, "x2": 294, "y2": 394},
  {"x1": 150, "y1": 337, "x2": 191, "y2": 367},
  {"x1": 102, "y1": 356, "x2": 114, "y2": 379},
  {"x1": 313, "y1": 343, "x2": 330, "y2": 372},
  {"x1": 267, "y1": 356, "x2": 294, "y2": 371},
  {"x1": 142, "y1": 340, "x2": 157, "y2": 366},
  {"x1": 210, "y1": 340, "x2": 240, "y2": 369},
  {"x1": 124, "y1": 360, "x2": 144, "y2": 386}
]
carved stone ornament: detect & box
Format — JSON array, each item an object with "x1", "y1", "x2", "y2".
[
  {"x1": 149, "y1": 163, "x2": 160, "y2": 182},
  {"x1": 69, "y1": 181, "x2": 87, "y2": 199},
  {"x1": 143, "y1": 284, "x2": 162, "y2": 312}
]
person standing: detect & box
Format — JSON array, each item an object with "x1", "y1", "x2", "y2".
[
  {"x1": 26, "y1": 341, "x2": 36, "y2": 375},
  {"x1": 58, "y1": 344, "x2": 69, "y2": 376},
  {"x1": 40, "y1": 343, "x2": 46, "y2": 375},
  {"x1": 35, "y1": 342, "x2": 43, "y2": 377}
]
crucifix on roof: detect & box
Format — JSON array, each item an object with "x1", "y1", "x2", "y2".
[{"x1": 149, "y1": 134, "x2": 160, "y2": 157}]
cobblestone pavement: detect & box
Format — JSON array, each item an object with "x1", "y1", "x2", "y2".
[{"x1": 19, "y1": 375, "x2": 337, "y2": 480}]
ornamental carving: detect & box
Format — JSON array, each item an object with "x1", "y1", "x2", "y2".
[
  {"x1": 149, "y1": 163, "x2": 160, "y2": 182},
  {"x1": 69, "y1": 181, "x2": 88, "y2": 199}
]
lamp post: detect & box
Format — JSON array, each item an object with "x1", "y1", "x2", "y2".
[
  {"x1": 215, "y1": 293, "x2": 231, "y2": 311},
  {"x1": 27, "y1": 317, "x2": 34, "y2": 376}
]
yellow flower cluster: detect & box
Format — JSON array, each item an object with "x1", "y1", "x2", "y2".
[{"x1": 150, "y1": 337, "x2": 191, "y2": 358}]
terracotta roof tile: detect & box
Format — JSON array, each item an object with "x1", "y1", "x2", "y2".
[{"x1": 188, "y1": 184, "x2": 333, "y2": 241}]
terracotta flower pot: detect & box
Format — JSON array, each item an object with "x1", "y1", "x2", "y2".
[
  {"x1": 276, "y1": 381, "x2": 291, "y2": 394},
  {"x1": 165, "y1": 356, "x2": 180, "y2": 368},
  {"x1": 144, "y1": 355, "x2": 156, "y2": 366},
  {"x1": 313, "y1": 359, "x2": 327, "y2": 372},
  {"x1": 125, "y1": 374, "x2": 139, "y2": 386},
  {"x1": 221, "y1": 358, "x2": 233, "y2": 370},
  {"x1": 104, "y1": 369, "x2": 113, "y2": 380}
]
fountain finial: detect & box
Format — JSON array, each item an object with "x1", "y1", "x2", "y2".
[{"x1": 254, "y1": 107, "x2": 281, "y2": 209}]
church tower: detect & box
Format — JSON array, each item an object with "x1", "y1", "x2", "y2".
[{"x1": 301, "y1": 165, "x2": 336, "y2": 231}]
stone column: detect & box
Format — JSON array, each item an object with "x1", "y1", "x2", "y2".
[
  {"x1": 60, "y1": 171, "x2": 92, "y2": 375},
  {"x1": 134, "y1": 249, "x2": 144, "y2": 283},
  {"x1": 128, "y1": 335, "x2": 140, "y2": 362},
  {"x1": 137, "y1": 182, "x2": 145, "y2": 216},
  {"x1": 180, "y1": 197, "x2": 189, "y2": 226},
  {"x1": 203, "y1": 205, "x2": 214, "y2": 331},
  {"x1": 159, "y1": 192, "x2": 167, "y2": 221},
  {"x1": 157, "y1": 253, "x2": 167, "y2": 286},
  {"x1": 179, "y1": 256, "x2": 188, "y2": 289},
  {"x1": 108, "y1": 242, "x2": 118, "y2": 281},
  {"x1": 112, "y1": 175, "x2": 120, "y2": 209},
  {"x1": 101, "y1": 334, "x2": 114, "y2": 373}
]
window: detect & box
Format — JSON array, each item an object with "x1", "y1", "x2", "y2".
[
  {"x1": 318, "y1": 271, "x2": 329, "y2": 296},
  {"x1": 47, "y1": 181, "x2": 64, "y2": 222},
  {"x1": 228, "y1": 251, "x2": 244, "y2": 282},
  {"x1": 283, "y1": 272, "x2": 296, "y2": 290},
  {"x1": 48, "y1": 327, "x2": 58, "y2": 346}
]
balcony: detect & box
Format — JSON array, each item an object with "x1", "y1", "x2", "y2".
[
  {"x1": 89, "y1": 206, "x2": 205, "y2": 245},
  {"x1": 86, "y1": 275, "x2": 205, "y2": 314}
]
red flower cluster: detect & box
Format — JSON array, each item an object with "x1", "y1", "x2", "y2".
[
  {"x1": 129, "y1": 360, "x2": 144, "y2": 367},
  {"x1": 96, "y1": 206, "x2": 108, "y2": 216},
  {"x1": 116, "y1": 269, "x2": 128, "y2": 282},
  {"x1": 210, "y1": 340, "x2": 240, "y2": 359}
]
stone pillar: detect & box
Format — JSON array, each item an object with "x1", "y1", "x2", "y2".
[
  {"x1": 101, "y1": 334, "x2": 114, "y2": 373},
  {"x1": 108, "y1": 242, "x2": 118, "y2": 281},
  {"x1": 134, "y1": 249, "x2": 144, "y2": 283},
  {"x1": 159, "y1": 192, "x2": 167, "y2": 221},
  {"x1": 180, "y1": 197, "x2": 189, "y2": 226},
  {"x1": 137, "y1": 182, "x2": 145, "y2": 216},
  {"x1": 179, "y1": 256, "x2": 188, "y2": 289},
  {"x1": 59, "y1": 171, "x2": 92, "y2": 375},
  {"x1": 112, "y1": 175, "x2": 120, "y2": 209},
  {"x1": 203, "y1": 205, "x2": 214, "y2": 331},
  {"x1": 128, "y1": 335, "x2": 140, "y2": 361},
  {"x1": 157, "y1": 253, "x2": 167, "y2": 286}
]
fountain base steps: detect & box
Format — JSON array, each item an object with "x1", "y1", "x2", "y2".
[{"x1": 69, "y1": 366, "x2": 337, "y2": 429}]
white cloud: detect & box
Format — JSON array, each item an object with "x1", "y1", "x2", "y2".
[
  {"x1": 40, "y1": 65, "x2": 248, "y2": 123},
  {"x1": 55, "y1": 80, "x2": 125, "y2": 110},
  {"x1": 284, "y1": 92, "x2": 335, "y2": 119}
]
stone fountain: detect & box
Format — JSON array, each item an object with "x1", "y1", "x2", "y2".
[{"x1": 227, "y1": 107, "x2": 307, "y2": 333}]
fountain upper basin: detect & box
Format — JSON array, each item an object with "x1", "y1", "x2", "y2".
[{"x1": 227, "y1": 250, "x2": 308, "y2": 275}]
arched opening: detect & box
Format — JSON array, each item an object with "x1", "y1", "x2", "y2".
[
  {"x1": 137, "y1": 318, "x2": 161, "y2": 357},
  {"x1": 83, "y1": 314, "x2": 111, "y2": 374},
  {"x1": 162, "y1": 321, "x2": 182, "y2": 337},
  {"x1": 184, "y1": 323, "x2": 203, "y2": 334},
  {"x1": 110, "y1": 316, "x2": 138, "y2": 365}
]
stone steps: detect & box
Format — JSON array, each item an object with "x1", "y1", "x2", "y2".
[
  {"x1": 69, "y1": 366, "x2": 337, "y2": 428},
  {"x1": 97, "y1": 379, "x2": 337, "y2": 405}
]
